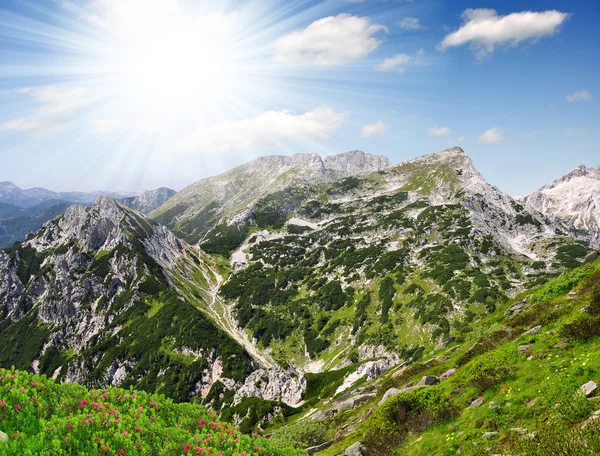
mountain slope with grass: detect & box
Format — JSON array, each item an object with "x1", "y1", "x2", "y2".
[
  {"x1": 261, "y1": 255, "x2": 600, "y2": 456},
  {"x1": 0, "y1": 196, "x2": 257, "y2": 404}
]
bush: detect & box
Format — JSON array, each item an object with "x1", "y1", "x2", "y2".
[
  {"x1": 269, "y1": 420, "x2": 328, "y2": 450},
  {"x1": 559, "y1": 314, "x2": 600, "y2": 342},
  {"x1": 463, "y1": 353, "x2": 516, "y2": 392},
  {"x1": 362, "y1": 388, "x2": 458, "y2": 455},
  {"x1": 539, "y1": 375, "x2": 594, "y2": 424}
]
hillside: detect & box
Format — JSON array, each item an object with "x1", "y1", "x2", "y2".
[
  {"x1": 0, "y1": 367, "x2": 302, "y2": 455},
  {"x1": 120, "y1": 188, "x2": 177, "y2": 214},
  {"x1": 263, "y1": 255, "x2": 600, "y2": 455}
]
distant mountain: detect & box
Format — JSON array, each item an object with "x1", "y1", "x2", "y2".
[
  {"x1": 0, "y1": 200, "x2": 73, "y2": 248},
  {"x1": 524, "y1": 164, "x2": 600, "y2": 247},
  {"x1": 0, "y1": 201, "x2": 24, "y2": 218},
  {"x1": 0, "y1": 181, "x2": 137, "y2": 208},
  {"x1": 120, "y1": 187, "x2": 176, "y2": 214},
  {"x1": 151, "y1": 150, "x2": 391, "y2": 246}
]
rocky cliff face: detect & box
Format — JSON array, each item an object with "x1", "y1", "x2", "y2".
[
  {"x1": 0, "y1": 196, "x2": 254, "y2": 402},
  {"x1": 121, "y1": 187, "x2": 176, "y2": 214},
  {"x1": 151, "y1": 151, "x2": 390, "y2": 245},
  {"x1": 524, "y1": 164, "x2": 600, "y2": 247}
]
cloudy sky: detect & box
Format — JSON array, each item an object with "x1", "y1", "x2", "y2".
[{"x1": 0, "y1": 0, "x2": 598, "y2": 195}]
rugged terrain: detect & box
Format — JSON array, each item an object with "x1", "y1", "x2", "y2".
[
  {"x1": 0, "y1": 147, "x2": 599, "y2": 455},
  {"x1": 524, "y1": 164, "x2": 600, "y2": 247}
]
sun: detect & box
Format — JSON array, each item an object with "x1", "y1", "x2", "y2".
[{"x1": 98, "y1": 5, "x2": 241, "y2": 106}]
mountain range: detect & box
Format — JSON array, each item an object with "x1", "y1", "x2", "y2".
[{"x1": 1, "y1": 147, "x2": 599, "y2": 453}]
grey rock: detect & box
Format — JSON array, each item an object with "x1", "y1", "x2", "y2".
[
  {"x1": 0, "y1": 431, "x2": 7, "y2": 443},
  {"x1": 418, "y1": 375, "x2": 440, "y2": 386},
  {"x1": 585, "y1": 250, "x2": 600, "y2": 264},
  {"x1": 234, "y1": 365, "x2": 306, "y2": 407},
  {"x1": 489, "y1": 401, "x2": 500, "y2": 408},
  {"x1": 518, "y1": 344, "x2": 533, "y2": 356},
  {"x1": 505, "y1": 299, "x2": 527, "y2": 316},
  {"x1": 337, "y1": 393, "x2": 376, "y2": 412},
  {"x1": 510, "y1": 428, "x2": 528, "y2": 434},
  {"x1": 522, "y1": 325, "x2": 542, "y2": 337},
  {"x1": 581, "y1": 381, "x2": 598, "y2": 397},
  {"x1": 469, "y1": 397, "x2": 483, "y2": 408},
  {"x1": 482, "y1": 432, "x2": 499, "y2": 440},
  {"x1": 345, "y1": 442, "x2": 366, "y2": 456},
  {"x1": 120, "y1": 188, "x2": 176, "y2": 214},
  {"x1": 526, "y1": 398, "x2": 537, "y2": 408},
  {"x1": 378, "y1": 388, "x2": 401, "y2": 406},
  {"x1": 306, "y1": 441, "x2": 333, "y2": 454},
  {"x1": 435, "y1": 336, "x2": 456, "y2": 350},
  {"x1": 440, "y1": 368, "x2": 456, "y2": 380}
]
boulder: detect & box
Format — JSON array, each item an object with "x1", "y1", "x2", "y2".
[
  {"x1": 0, "y1": 431, "x2": 7, "y2": 443},
  {"x1": 489, "y1": 401, "x2": 500, "y2": 408},
  {"x1": 482, "y1": 432, "x2": 498, "y2": 440},
  {"x1": 526, "y1": 398, "x2": 537, "y2": 408},
  {"x1": 584, "y1": 250, "x2": 600, "y2": 264},
  {"x1": 517, "y1": 344, "x2": 533, "y2": 356},
  {"x1": 522, "y1": 325, "x2": 542, "y2": 337},
  {"x1": 345, "y1": 442, "x2": 366, "y2": 456},
  {"x1": 378, "y1": 388, "x2": 401, "y2": 406},
  {"x1": 581, "y1": 381, "x2": 598, "y2": 397},
  {"x1": 337, "y1": 393, "x2": 376, "y2": 412},
  {"x1": 417, "y1": 375, "x2": 439, "y2": 386},
  {"x1": 505, "y1": 298, "x2": 527, "y2": 316},
  {"x1": 306, "y1": 441, "x2": 333, "y2": 454},
  {"x1": 440, "y1": 368, "x2": 456, "y2": 380},
  {"x1": 469, "y1": 397, "x2": 483, "y2": 408},
  {"x1": 435, "y1": 336, "x2": 456, "y2": 350}
]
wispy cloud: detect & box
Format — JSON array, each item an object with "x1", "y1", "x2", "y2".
[
  {"x1": 566, "y1": 90, "x2": 593, "y2": 102},
  {"x1": 439, "y1": 9, "x2": 569, "y2": 59},
  {"x1": 2, "y1": 85, "x2": 88, "y2": 137},
  {"x1": 398, "y1": 17, "x2": 427, "y2": 31},
  {"x1": 361, "y1": 121, "x2": 389, "y2": 138},
  {"x1": 274, "y1": 14, "x2": 387, "y2": 66},
  {"x1": 564, "y1": 128, "x2": 587, "y2": 136},
  {"x1": 176, "y1": 107, "x2": 349, "y2": 154},
  {"x1": 478, "y1": 127, "x2": 503, "y2": 144},
  {"x1": 428, "y1": 126, "x2": 452, "y2": 137},
  {"x1": 377, "y1": 49, "x2": 424, "y2": 73}
]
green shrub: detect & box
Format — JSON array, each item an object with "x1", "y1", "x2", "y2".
[
  {"x1": 559, "y1": 314, "x2": 600, "y2": 341},
  {"x1": 362, "y1": 388, "x2": 458, "y2": 455},
  {"x1": 269, "y1": 420, "x2": 328, "y2": 450},
  {"x1": 463, "y1": 352, "x2": 516, "y2": 392},
  {"x1": 539, "y1": 375, "x2": 594, "y2": 424}
]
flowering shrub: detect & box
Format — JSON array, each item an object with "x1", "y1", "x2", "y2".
[{"x1": 0, "y1": 368, "x2": 304, "y2": 455}]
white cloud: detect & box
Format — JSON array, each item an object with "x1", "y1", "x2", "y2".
[
  {"x1": 564, "y1": 128, "x2": 587, "y2": 136},
  {"x1": 1, "y1": 119, "x2": 64, "y2": 137},
  {"x1": 3, "y1": 85, "x2": 88, "y2": 137},
  {"x1": 398, "y1": 17, "x2": 427, "y2": 30},
  {"x1": 566, "y1": 90, "x2": 593, "y2": 102},
  {"x1": 377, "y1": 49, "x2": 424, "y2": 72},
  {"x1": 428, "y1": 126, "x2": 452, "y2": 137},
  {"x1": 90, "y1": 119, "x2": 162, "y2": 135},
  {"x1": 478, "y1": 127, "x2": 503, "y2": 144},
  {"x1": 274, "y1": 14, "x2": 387, "y2": 66},
  {"x1": 176, "y1": 107, "x2": 349, "y2": 154},
  {"x1": 90, "y1": 119, "x2": 123, "y2": 134},
  {"x1": 360, "y1": 121, "x2": 389, "y2": 138},
  {"x1": 439, "y1": 9, "x2": 569, "y2": 58}
]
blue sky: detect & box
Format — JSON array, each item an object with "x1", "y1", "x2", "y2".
[{"x1": 0, "y1": 0, "x2": 598, "y2": 195}]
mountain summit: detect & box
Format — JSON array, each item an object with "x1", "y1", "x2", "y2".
[{"x1": 525, "y1": 164, "x2": 600, "y2": 247}]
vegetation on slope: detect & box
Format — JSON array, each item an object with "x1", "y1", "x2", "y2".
[{"x1": 0, "y1": 368, "x2": 303, "y2": 455}]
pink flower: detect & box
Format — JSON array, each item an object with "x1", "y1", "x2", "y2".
[
  {"x1": 138, "y1": 406, "x2": 144, "y2": 412},
  {"x1": 183, "y1": 444, "x2": 191, "y2": 452},
  {"x1": 195, "y1": 448, "x2": 205, "y2": 454},
  {"x1": 254, "y1": 446, "x2": 260, "y2": 451},
  {"x1": 31, "y1": 381, "x2": 38, "y2": 387},
  {"x1": 14, "y1": 404, "x2": 21, "y2": 411},
  {"x1": 118, "y1": 450, "x2": 125, "y2": 455},
  {"x1": 198, "y1": 419, "x2": 205, "y2": 428},
  {"x1": 67, "y1": 423, "x2": 74, "y2": 430},
  {"x1": 11, "y1": 434, "x2": 19, "y2": 439},
  {"x1": 123, "y1": 431, "x2": 129, "y2": 438},
  {"x1": 135, "y1": 426, "x2": 141, "y2": 432},
  {"x1": 150, "y1": 401, "x2": 156, "y2": 407},
  {"x1": 19, "y1": 386, "x2": 25, "y2": 393},
  {"x1": 0, "y1": 400, "x2": 6, "y2": 407},
  {"x1": 210, "y1": 421, "x2": 219, "y2": 429},
  {"x1": 80, "y1": 399, "x2": 88, "y2": 408}
]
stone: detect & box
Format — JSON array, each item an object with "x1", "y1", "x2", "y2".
[
  {"x1": 489, "y1": 401, "x2": 500, "y2": 408},
  {"x1": 584, "y1": 250, "x2": 600, "y2": 264},
  {"x1": 553, "y1": 339, "x2": 570, "y2": 349},
  {"x1": 440, "y1": 368, "x2": 456, "y2": 380},
  {"x1": 456, "y1": 431, "x2": 464, "y2": 437},
  {"x1": 435, "y1": 336, "x2": 456, "y2": 350},
  {"x1": 469, "y1": 397, "x2": 483, "y2": 408},
  {"x1": 417, "y1": 375, "x2": 440, "y2": 386},
  {"x1": 482, "y1": 432, "x2": 499, "y2": 440},
  {"x1": 522, "y1": 325, "x2": 542, "y2": 337},
  {"x1": 517, "y1": 344, "x2": 533, "y2": 356},
  {"x1": 510, "y1": 428, "x2": 527, "y2": 434},
  {"x1": 526, "y1": 398, "x2": 537, "y2": 408},
  {"x1": 306, "y1": 441, "x2": 333, "y2": 454},
  {"x1": 505, "y1": 298, "x2": 527, "y2": 316},
  {"x1": 345, "y1": 442, "x2": 366, "y2": 456},
  {"x1": 0, "y1": 431, "x2": 7, "y2": 443},
  {"x1": 234, "y1": 365, "x2": 306, "y2": 407},
  {"x1": 421, "y1": 357, "x2": 438, "y2": 368},
  {"x1": 581, "y1": 381, "x2": 598, "y2": 397},
  {"x1": 378, "y1": 388, "x2": 401, "y2": 406},
  {"x1": 337, "y1": 393, "x2": 376, "y2": 412}
]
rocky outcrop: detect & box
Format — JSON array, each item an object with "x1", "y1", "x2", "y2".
[
  {"x1": 234, "y1": 365, "x2": 306, "y2": 407},
  {"x1": 121, "y1": 188, "x2": 176, "y2": 214}
]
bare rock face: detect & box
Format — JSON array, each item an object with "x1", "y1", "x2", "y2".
[
  {"x1": 525, "y1": 164, "x2": 600, "y2": 247},
  {"x1": 234, "y1": 365, "x2": 306, "y2": 407},
  {"x1": 120, "y1": 188, "x2": 176, "y2": 214}
]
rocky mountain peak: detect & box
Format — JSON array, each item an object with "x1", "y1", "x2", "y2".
[{"x1": 120, "y1": 187, "x2": 177, "y2": 214}]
